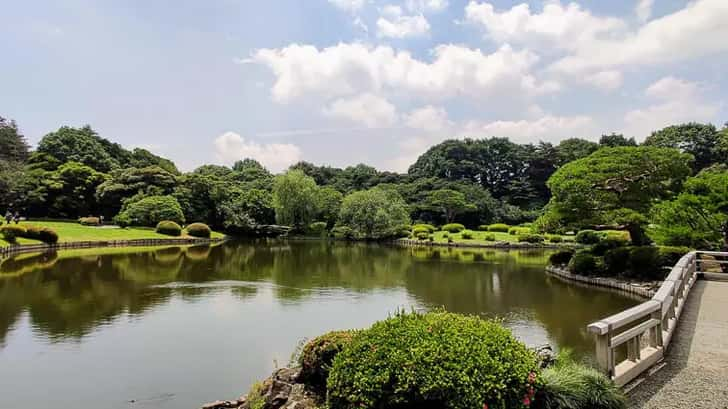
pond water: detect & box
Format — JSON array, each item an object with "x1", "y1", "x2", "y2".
[{"x1": 0, "y1": 241, "x2": 637, "y2": 409}]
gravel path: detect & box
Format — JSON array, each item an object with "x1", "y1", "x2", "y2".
[{"x1": 628, "y1": 280, "x2": 728, "y2": 409}]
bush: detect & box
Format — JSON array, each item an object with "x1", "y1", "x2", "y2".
[
  {"x1": 326, "y1": 311, "x2": 539, "y2": 409},
  {"x1": 331, "y1": 226, "x2": 355, "y2": 240},
  {"x1": 549, "y1": 250, "x2": 575, "y2": 266},
  {"x1": 518, "y1": 233, "x2": 545, "y2": 243},
  {"x1": 442, "y1": 223, "x2": 465, "y2": 233},
  {"x1": 575, "y1": 230, "x2": 604, "y2": 245},
  {"x1": 461, "y1": 230, "x2": 474, "y2": 239},
  {"x1": 2, "y1": 225, "x2": 58, "y2": 244},
  {"x1": 478, "y1": 225, "x2": 490, "y2": 231},
  {"x1": 307, "y1": 221, "x2": 328, "y2": 237},
  {"x1": 487, "y1": 223, "x2": 510, "y2": 232},
  {"x1": 78, "y1": 217, "x2": 101, "y2": 226},
  {"x1": 412, "y1": 223, "x2": 436, "y2": 233},
  {"x1": 592, "y1": 238, "x2": 628, "y2": 256},
  {"x1": 113, "y1": 213, "x2": 132, "y2": 228},
  {"x1": 604, "y1": 230, "x2": 631, "y2": 242},
  {"x1": 485, "y1": 233, "x2": 496, "y2": 241},
  {"x1": 186, "y1": 222, "x2": 212, "y2": 238},
  {"x1": 603, "y1": 247, "x2": 631, "y2": 276},
  {"x1": 537, "y1": 358, "x2": 626, "y2": 409},
  {"x1": 442, "y1": 232, "x2": 449, "y2": 239},
  {"x1": 156, "y1": 221, "x2": 182, "y2": 236},
  {"x1": 509, "y1": 226, "x2": 531, "y2": 235},
  {"x1": 298, "y1": 330, "x2": 355, "y2": 392},
  {"x1": 0, "y1": 225, "x2": 26, "y2": 243},
  {"x1": 626, "y1": 246, "x2": 662, "y2": 279},
  {"x1": 569, "y1": 251, "x2": 599, "y2": 276},
  {"x1": 547, "y1": 235, "x2": 563, "y2": 243},
  {"x1": 412, "y1": 226, "x2": 431, "y2": 236},
  {"x1": 657, "y1": 246, "x2": 691, "y2": 267},
  {"x1": 416, "y1": 232, "x2": 429, "y2": 240},
  {"x1": 118, "y1": 195, "x2": 185, "y2": 226}
]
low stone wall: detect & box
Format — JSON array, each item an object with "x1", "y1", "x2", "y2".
[
  {"x1": 394, "y1": 238, "x2": 576, "y2": 250},
  {"x1": 0, "y1": 237, "x2": 225, "y2": 259},
  {"x1": 546, "y1": 265, "x2": 658, "y2": 299}
]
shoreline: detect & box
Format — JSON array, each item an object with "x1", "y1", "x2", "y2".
[
  {"x1": 545, "y1": 265, "x2": 658, "y2": 299},
  {"x1": 285, "y1": 236, "x2": 579, "y2": 250}
]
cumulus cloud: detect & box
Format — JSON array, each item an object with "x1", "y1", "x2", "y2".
[
  {"x1": 323, "y1": 93, "x2": 398, "y2": 127},
  {"x1": 406, "y1": 0, "x2": 448, "y2": 13},
  {"x1": 635, "y1": 0, "x2": 654, "y2": 23},
  {"x1": 623, "y1": 77, "x2": 721, "y2": 139},
  {"x1": 404, "y1": 105, "x2": 452, "y2": 132},
  {"x1": 459, "y1": 114, "x2": 595, "y2": 144},
  {"x1": 251, "y1": 42, "x2": 557, "y2": 103},
  {"x1": 377, "y1": 6, "x2": 430, "y2": 38},
  {"x1": 214, "y1": 132, "x2": 302, "y2": 172},
  {"x1": 388, "y1": 136, "x2": 431, "y2": 172},
  {"x1": 582, "y1": 70, "x2": 623, "y2": 91},
  {"x1": 327, "y1": 0, "x2": 365, "y2": 12}
]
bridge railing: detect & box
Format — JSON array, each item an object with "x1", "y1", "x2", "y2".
[{"x1": 587, "y1": 251, "x2": 707, "y2": 386}]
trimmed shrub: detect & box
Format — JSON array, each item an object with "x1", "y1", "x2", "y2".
[
  {"x1": 592, "y1": 238, "x2": 628, "y2": 256},
  {"x1": 187, "y1": 222, "x2": 212, "y2": 238},
  {"x1": 0, "y1": 225, "x2": 26, "y2": 243},
  {"x1": 113, "y1": 213, "x2": 132, "y2": 228},
  {"x1": 547, "y1": 235, "x2": 563, "y2": 243},
  {"x1": 416, "y1": 232, "x2": 429, "y2": 240},
  {"x1": 477, "y1": 225, "x2": 490, "y2": 231},
  {"x1": 461, "y1": 230, "x2": 474, "y2": 240},
  {"x1": 78, "y1": 217, "x2": 101, "y2": 226},
  {"x1": 326, "y1": 311, "x2": 539, "y2": 409},
  {"x1": 442, "y1": 223, "x2": 465, "y2": 233},
  {"x1": 658, "y1": 246, "x2": 691, "y2": 268},
  {"x1": 9, "y1": 226, "x2": 59, "y2": 244},
  {"x1": 412, "y1": 226, "x2": 431, "y2": 236},
  {"x1": 331, "y1": 226, "x2": 354, "y2": 240},
  {"x1": 412, "y1": 223, "x2": 436, "y2": 233},
  {"x1": 307, "y1": 221, "x2": 328, "y2": 237},
  {"x1": 603, "y1": 247, "x2": 631, "y2": 276},
  {"x1": 487, "y1": 223, "x2": 510, "y2": 233},
  {"x1": 549, "y1": 250, "x2": 575, "y2": 266},
  {"x1": 442, "y1": 232, "x2": 449, "y2": 239},
  {"x1": 485, "y1": 233, "x2": 496, "y2": 241},
  {"x1": 569, "y1": 250, "x2": 599, "y2": 276},
  {"x1": 626, "y1": 246, "x2": 662, "y2": 279},
  {"x1": 575, "y1": 230, "x2": 604, "y2": 245},
  {"x1": 604, "y1": 230, "x2": 631, "y2": 242},
  {"x1": 118, "y1": 195, "x2": 185, "y2": 226},
  {"x1": 518, "y1": 233, "x2": 545, "y2": 243},
  {"x1": 428, "y1": 234, "x2": 434, "y2": 242},
  {"x1": 299, "y1": 330, "x2": 355, "y2": 392},
  {"x1": 156, "y1": 221, "x2": 182, "y2": 236},
  {"x1": 509, "y1": 226, "x2": 531, "y2": 235}
]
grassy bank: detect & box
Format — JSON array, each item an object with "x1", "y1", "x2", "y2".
[
  {"x1": 0, "y1": 220, "x2": 225, "y2": 247},
  {"x1": 427, "y1": 229, "x2": 573, "y2": 245}
]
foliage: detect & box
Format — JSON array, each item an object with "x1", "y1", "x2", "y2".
[
  {"x1": 326, "y1": 311, "x2": 539, "y2": 409},
  {"x1": 273, "y1": 170, "x2": 320, "y2": 231},
  {"x1": 598, "y1": 133, "x2": 636, "y2": 148},
  {"x1": 307, "y1": 221, "x2": 328, "y2": 236},
  {"x1": 217, "y1": 188, "x2": 275, "y2": 233},
  {"x1": 424, "y1": 189, "x2": 475, "y2": 223},
  {"x1": 575, "y1": 230, "x2": 603, "y2": 245},
  {"x1": 113, "y1": 213, "x2": 132, "y2": 228},
  {"x1": 0, "y1": 116, "x2": 30, "y2": 163},
  {"x1": 485, "y1": 233, "x2": 496, "y2": 241},
  {"x1": 412, "y1": 223, "x2": 436, "y2": 233},
  {"x1": 442, "y1": 223, "x2": 465, "y2": 233},
  {"x1": 487, "y1": 223, "x2": 510, "y2": 232},
  {"x1": 0, "y1": 225, "x2": 26, "y2": 243},
  {"x1": 555, "y1": 138, "x2": 599, "y2": 167},
  {"x1": 658, "y1": 246, "x2": 691, "y2": 267},
  {"x1": 625, "y1": 247, "x2": 662, "y2": 279},
  {"x1": 331, "y1": 226, "x2": 355, "y2": 240},
  {"x1": 509, "y1": 226, "x2": 531, "y2": 235},
  {"x1": 23, "y1": 226, "x2": 59, "y2": 244},
  {"x1": 96, "y1": 166, "x2": 178, "y2": 217},
  {"x1": 298, "y1": 330, "x2": 355, "y2": 391},
  {"x1": 315, "y1": 187, "x2": 343, "y2": 228},
  {"x1": 591, "y1": 238, "x2": 628, "y2": 256},
  {"x1": 569, "y1": 251, "x2": 599, "y2": 276},
  {"x1": 549, "y1": 250, "x2": 575, "y2": 266},
  {"x1": 118, "y1": 195, "x2": 185, "y2": 226},
  {"x1": 337, "y1": 188, "x2": 410, "y2": 240},
  {"x1": 603, "y1": 248, "x2": 631, "y2": 276},
  {"x1": 518, "y1": 233, "x2": 545, "y2": 243},
  {"x1": 78, "y1": 217, "x2": 101, "y2": 226},
  {"x1": 644, "y1": 122, "x2": 726, "y2": 172},
  {"x1": 186, "y1": 222, "x2": 211, "y2": 238},
  {"x1": 461, "y1": 230, "x2": 474, "y2": 239},
  {"x1": 155, "y1": 221, "x2": 182, "y2": 236},
  {"x1": 547, "y1": 235, "x2": 563, "y2": 243}
]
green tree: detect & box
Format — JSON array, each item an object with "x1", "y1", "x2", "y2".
[
  {"x1": 96, "y1": 166, "x2": 178, "y2": 217},
  {"x1": 117, "y1": 195, "x2": 185, "y2": 226},
  {"x1": 316, "y1": 187, "x2": 344, "y2": 228},
  {"x1": 599, "y1": 133, "x2": 636, "y2": 147},
  {"x1": 37, "y1": 126, "x2": 119, "y2": 172},
  {"x1": 44, "y1": 162, "x2": 107, "y2": 218},
  {"x1": 555, "y1": 138, "x2": 599, "y2": 166},
  {"x1": 129, "y1": 148, "x2": 179, "y2": 174},
  {"x1": 425, "y1": 189, "x2": 475, "y2": 223},
  {"x1": 0, "y1": 116, "x2": 30, "y2": 163},
  {"x1": 337, "y1": 188, "x2": 410, "y2": 239},
  {"x1": 644, "y1": 122, "x2": 724, "y2": 171},
  {"x1": 272, "y1": 170, "x2": 320, "y2": 231}
]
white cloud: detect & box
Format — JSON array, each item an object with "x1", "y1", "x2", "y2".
[
  {"x1": 404, "y1": 105, "x2": 451, "y2": 132},
  {"x1": 623, "y1": 77, "x2": 720, "y2": 138},
  {"x1": 388, "y1": 136, "x2": 431, "y2": 172},
  {"x1": 551, "y1": 0, "x2": 728, "y2": 73},
  {"x1": 214, "y1": 132, "x2": 302, "y2": 172},
  {"x1": 323, "y1": 93, "x2": 398, "y2": 127},
  {"x1": 635, "y1": 0, "x2": 654, "y2": 23},
  {"x1": 459, "y1": 114, "x2": 595, "y2": 144},
  {"x1": 583, "y1": 70, "x2": 623, "y2": 91},
  {"x1": 465, "y1": 1, "x2": 626, "y2": 52},
  {"x1": 328, "y1": 0, "x2": 365, "y2": 12},
  {"x1": 251, "y1": 42, "x2": 557, "y2": 103},
  {"x1": 406, "y1": 0, "x2": 448, "y2": 13},
  {"x1": 377, "y1": 6, "x2": 430, "y2": 38}
]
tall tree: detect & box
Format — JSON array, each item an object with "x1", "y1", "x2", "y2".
[
  {"x1": 644, "y1": 122, "x2": 725, "y2": 171},
  {"x1": 0, "y1": 116, "x2": 30, "y2": 163},
  {"x1": 337, "y1": 188, "x2": 410, "y2": 239},
  {"x1": 425, "y1": 189, "x2": 475, "y2": 223},
  {"x1": 272, "y1": 170, "x2": 320, "y2": 231},
  {"x1": 599, "y1": 133, "x2": 636, "y2": 147},
  {"x1": 554, "y1": 138, "x2": 599, "y2": 166}
]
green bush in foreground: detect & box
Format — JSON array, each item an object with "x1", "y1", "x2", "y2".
[
  {"x1": 326, "y1": 311, "x2": 538, "y2": 409},
  {"x1": 156, "y1": 221, "x2": 182, "y2": 236},
  {"x1": 186, "y1": 222, "x2": 212, "y2": 238},
  {"x1": 487, "y1": 223, "x2": 510, "y2": 232},
  {"x1": 298, "y1": 330, "x2": 355, "y2": 392},
  {"x1": 442, "y1": 223, "x2": 465, "y2": 233}
]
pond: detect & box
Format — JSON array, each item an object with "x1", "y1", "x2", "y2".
[{"x1": 0, "y1": 240, "x2": 637, "y2": 409}]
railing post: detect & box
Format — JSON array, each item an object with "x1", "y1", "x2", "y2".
[
  {"x1": 650, "y1": 308, "x2": 663, "y2": 348},
  {"x1": 594, "y1": 331, "x2": 614, "y2": 377}
]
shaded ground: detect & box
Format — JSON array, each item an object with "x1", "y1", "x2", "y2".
[{"x1": 628, "y1": 280, "x2": 728, "y2": 408}]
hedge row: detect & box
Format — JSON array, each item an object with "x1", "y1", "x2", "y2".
[{"x1": 0, "y1": 225, "x2": 59, "y2": 244}]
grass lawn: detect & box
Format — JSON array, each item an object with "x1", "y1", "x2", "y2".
[
  {"x1": 424, "y1": 230, "x2": 574, "y2": 245},
  {"x1": 0, "y1": 220, "x2": 225, "y2": 247}
]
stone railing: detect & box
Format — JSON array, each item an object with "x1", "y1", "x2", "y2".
[{"x1": 587, "y1": 251, "x2": 705, "y2": 387}]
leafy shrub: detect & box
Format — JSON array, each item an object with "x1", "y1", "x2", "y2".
[
  {"x1": 186, "y1": 222, "x2": 212, "y2": 238},
  {"x1": 509, "y1": 226, "x2": 531, "y2": 235},
  {"x1": 156, "y1": 221, "x2": 182, "y2": 236},
  {"x1": 592, "y1": 238, "x2": 628, "y2": 256},
  {"x1": 549, "y1": 250, "x2": 575, "y2": 266},
  {"x1": 487, "y1": 223, "x2": 510, "y2": 232},
  {"x1": 478, "y1": 225, "x2": 490, "y2": 231},
  {"x1": 461, "y1": 230, "x2": 474, "y2": 239},
  {"x1": 518, "y1": 233, "x2": 545, "y2": 243},
  {"x1": 604, "y1": 230, "x2": 631, "y2": 242},
  {"x1": 113, "y1": 213, "x2": 132, "y2": 228},
  {"x1": 442, "y1": 232, "x2": 449, "y2": 239},
  {"x1": 0, "y1": 225, "x2": 26, "y2": 243},
  {"x1": 326, "y1": 311, "x2": 538, "y2": 409},
  {"x1": 416, "y1": 232, "x2": 429, "y2": 240},
  {"x1": 569, "y1": 251, "x2": 599, "y2": 276},
  {"x1": 298, "y1": 330, "x2": 355, "y2": 391},
  {"x1": 118, "y1": 195, "x2": 185, "y2": 226},
  {"x1": 657, "y1": 246, "x2": 691, "y2": 267},
  {"x1": 331, "y1": 226, "x2": 355, "y2": 240},
  {"x1": 442, "y1": 223, "x2": 465, "y2": 233},
  {"x1": 485, "y1": 233, "x2": 496, "y2": 241},
  {"x1": 78, "y1": 217, "x2": 100, "y2": 226},
  {"x1": 603, "y1": 247, "x2": 631, "y2": 276},
  {"x1": 428, "y1": 234, "x2": 434, "y2": 242},
  {"x1": 626, "y1": 246, "x2": 662, "y2": 279},
  {"x1": 307, "y1": 221, "x2": 328, "y2": 237},
  {"x1": 412, "y1": 223, "x2": 436, "y2": 233},
  {"x1": 575, "y1": 230, "x2": 604, "y2": 245},
  {"x1": 547, "y1": 235, "x2": 563, "y2": 243},
  {"x1": 412, "y1": 226, "x2": 431, "y2": 236},
  {"x1": 395, "y1": 225, "x2": 411, "y2": 238}
]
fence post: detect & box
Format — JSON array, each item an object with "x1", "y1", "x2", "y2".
[{"x1": 594, "y1": 330, "x2": 614, "y2": 377}]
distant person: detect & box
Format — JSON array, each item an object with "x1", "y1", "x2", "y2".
[
  {"x1": 4, "y1": 210, "x2": 11, "y2": 224},
  {"x1": 99, "y1": 215, "x2": 104, "y2": 225},
  {"x1": 13, "y1": 211, "x2": 20, "y2": 224}
]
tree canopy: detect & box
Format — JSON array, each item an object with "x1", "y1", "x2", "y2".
[
  {"x1": 337, "y1": 188, "x2": 410, "y2": 239},
  {"x1": 644, "y1": 122, "x2": 727, "y2": 172}
]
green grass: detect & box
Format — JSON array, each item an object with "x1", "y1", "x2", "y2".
[
  {"x1": 0, "y1": 220, "x2": 225, "y2": 247},
  {"x1": 417, "y1": 230, "x2": 574, "y2": 245}
]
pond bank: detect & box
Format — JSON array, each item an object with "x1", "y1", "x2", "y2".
[
  {"x1": 393, "y1": 238, "x2": 577, "y2": 250},
  {"x1": 546, "y1": 265, "x2": 659, "y2": 299}
]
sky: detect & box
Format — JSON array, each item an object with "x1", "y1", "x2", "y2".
[{"x1": 1, "y1": 0, "x2": 727, "y2": 173}]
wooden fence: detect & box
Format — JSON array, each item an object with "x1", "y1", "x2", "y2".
[
  {"x1": 0, "y1": 238, "x2": 224, "y2": 259},
  {"x1": 587, "y1": 251, "x2": 723, "y2": 386}
]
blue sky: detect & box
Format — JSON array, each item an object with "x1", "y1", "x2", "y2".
[{"x1": 1, "y1": 0, "x2": 727, "y2": 172}]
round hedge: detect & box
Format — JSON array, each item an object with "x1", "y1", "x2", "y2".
[
  {"x1": 487, "y1": 223, "x2": 510, "y2": 232},
  {"x1": 186, "y1": 222, "x2": 211, "y2": 238},
  {"x1": 156, "y1": 221, "x2": 182, "y2": 236},
  {"x1": 25, "y1": 226, "x2": 59, "y2": 244},
  {"x1": 575, "y1": 230, "x2": 603, "y2": 245},
  {"x1": 442, "y1": 223, "x2": 465, "y2": 233},
  {"x1": 78, "y1": 217, "x2": 101, "y2": 226},
  {"x1": 326, "y1": 311, "x2": 538, "y2": 409},
  {"x1": 299, "y1": 330, "x2": 355, "y2": 391},
  {"x1": 569, "y1": 250, "x2": 599, "y2": 276},
  {"x1": 0, "y1": 225, "x2": 26, "y2": 243},
  {"x1": 549, "y1": 249, "x2": 574, "y2": 266},
  {"x1": 412, "y1": 223, "x2": 436, "y2": 233}
]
